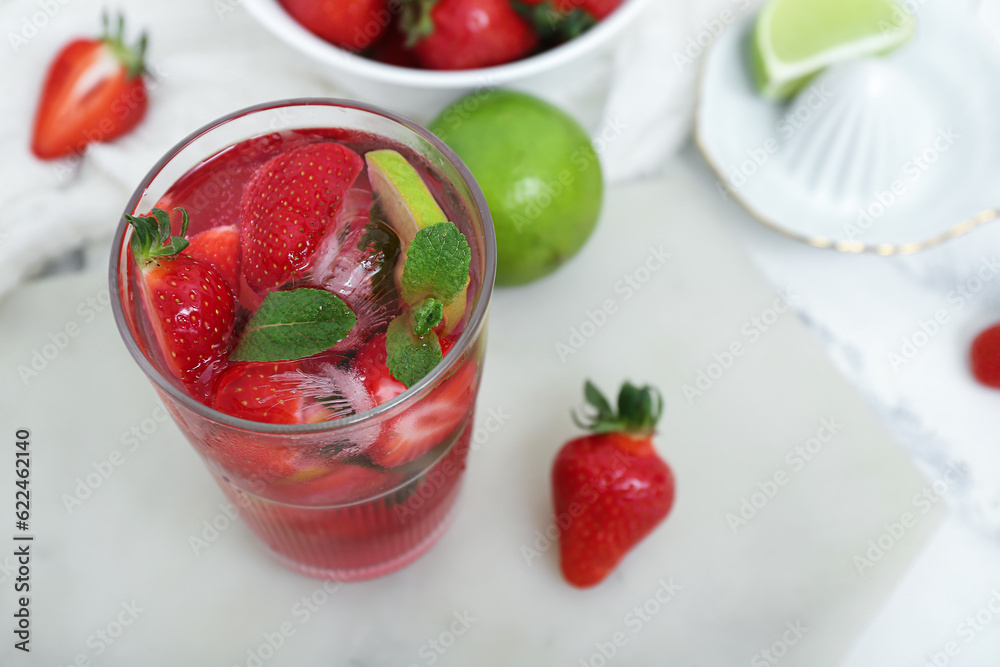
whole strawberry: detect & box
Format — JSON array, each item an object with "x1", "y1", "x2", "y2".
[
  {"x1": 279, "y1": 0, "x2": 390, "y2": 52},
  {"x1": 402, "y1": 0, "x2": 539, "y2": 70},
  {"x1": 31, "y1": 14, "x2": 148, "y2": 160},
  {"x1": 553, "y1": 381, "x2": 675, "y2": 588},
  {"x1": 126, "y1": 208, "x2": 236, "y2": 394},
  {"x1": 971, "y1": 323, "x2": 1000, "y2": 389}
]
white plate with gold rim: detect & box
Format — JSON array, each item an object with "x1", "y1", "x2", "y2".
[{"x1": 696, "y1": 2, "x2": 1000, "y2": 254}]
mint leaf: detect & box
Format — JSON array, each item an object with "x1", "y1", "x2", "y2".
[
  {"x1": 385, "y1": 315, "x2": 442, "y2": 388},
  {"x1": 401, "y1": 222, "x2": 471, "y2": 306},
  {"x1": 231, "y1": 288, "x2": 356, "y2": 362},
  {"x1": 412, "y1": 297, "x2": 444, "y2": 337}
]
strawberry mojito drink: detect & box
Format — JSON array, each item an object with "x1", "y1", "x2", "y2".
[{"x1": 110, "y1": 100, "x2": 495, "y2": 581}]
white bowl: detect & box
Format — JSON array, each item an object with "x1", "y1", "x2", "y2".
[{"x1": 243, "y1": 0, "x2": 649, "y2": 122}]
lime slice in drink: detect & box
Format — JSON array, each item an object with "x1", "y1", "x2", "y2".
[
  {"x1": 366, "y1": 148, "x2": 470, "y2": 332},
  {"x1": 751, "y1": 0, "x2": 916, "y2": 100},
  {"x1": 366, "y1": 149, "x2": 447, "y2": 246}
]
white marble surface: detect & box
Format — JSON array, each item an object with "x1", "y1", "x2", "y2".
[{"x1": 682, "y1": 147, "x2": 1000, "y2": 664}]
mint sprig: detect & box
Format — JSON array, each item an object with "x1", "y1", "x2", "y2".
[
  {"x1": 385, "y1": 221, "x2": 471, "y2": 386},
  {"x1": 401, "y1": 222, "x2": 471, "y2": 306},
  {"x1": 231, "y1": 288, "x2": 356, "y2": 362},
  {"x1": 385, "y1": 315, "x2": 442, "y2": 388},
  {"x1": 412, "y1": 297, "x2": 444, "y2": 336}
]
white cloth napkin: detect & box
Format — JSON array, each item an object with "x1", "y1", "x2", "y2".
[
  {"x1": 600, "y1": 0, "x2": 761, "y2": 180},
  {"x1": 0, "y1": 0, "x2": 746, "y2": 301}
]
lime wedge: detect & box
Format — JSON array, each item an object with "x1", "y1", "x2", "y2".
[
  {"x1": 366, "y1": 148, "x2": 471, "y2": 330},
  {"x1": 366, "y1": 149, "x2": 446, "y2": 247},
  {"x1": 751, "y1": 0, "x2": 915, "y2": 100}
]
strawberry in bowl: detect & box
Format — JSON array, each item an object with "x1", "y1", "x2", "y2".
[{"x1": 278, "y1": 0, "x2": 393, "y2": 52}]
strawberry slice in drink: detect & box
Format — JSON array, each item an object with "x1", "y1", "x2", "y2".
[
  {"x1": 211, "y1": 360, "x2": 336, "y2": 482},
  {"x1": 212, "y1": 360, "x2": 335, "y2": 424},
  {"x1": 211, "y1": 359, "x2": 382, "y2": 485},
  {"x1": 125, "y1": 208, "x2": 236, "y2": 397},
  {"x1": 186, "y1": 224, "x2": 240, "y2": 292},
  {"x1": 353, "y1": 333, "x2": 477, "y2": 468},
  {"x1": 240, "y1": 142, "x2": 364, "y2": 293}
]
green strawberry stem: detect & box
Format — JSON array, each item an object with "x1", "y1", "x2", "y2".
[
  {"x1": 399, "y1": 0, "x2": 441, "y2": 48},
  {"x1": 511, "y1": 0, "x2": 596, "y2": 42},
  {"x1": 125, "y1": 207, "x2": 189, "y2": 267},
  {"x1": 101, "y1": 11, "x2": 148, "y2": 79},
  {"x1": 573, "y1": 380, "x2": 664, "y2": 439}
]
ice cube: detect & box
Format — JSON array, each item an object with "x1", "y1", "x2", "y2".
[
  {"x1": 318, "y1": 216, "x2": 403, "y2": 353},
  {"x1": 295, "y1": 362, "x2": 382, "y2": 457},
  {"x1": 307, "y1": 185, "x2": 373, "y2": 284}
]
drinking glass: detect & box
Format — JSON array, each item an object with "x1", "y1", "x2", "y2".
[{"x1": 110, "y1": 99, "x2": 495, "y2": 581}]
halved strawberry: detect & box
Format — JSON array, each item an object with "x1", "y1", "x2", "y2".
[
  {"x1": 240, "y1": 142, "x2": 364, "y2": 292},
  {"x1": 186, "y1": 225, "x2": 240, "y2": 292},
  {"x1": 208, "y1": 433, "x2": 300, "y2": 482},
  {"x1": 353, "y1": 333, "x2": 477, "y2": 467},
  {"x1": 355, "y1": 333, "x2": 409, "y2": 405},
  {"x1": 126, "y1": 208, "x2": 236, "y2": 396},
  {"x1": 31, "y1": 14, "x2": 148, "y2": 160}
]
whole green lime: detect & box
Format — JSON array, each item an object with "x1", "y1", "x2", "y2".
[{"x1": 430, "y1": 90, "x2": 603, "y2": 286}]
